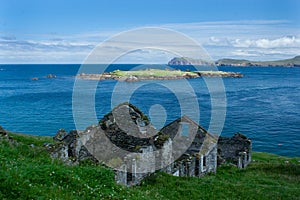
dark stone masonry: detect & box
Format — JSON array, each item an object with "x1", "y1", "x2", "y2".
[
  {"x1": 217, "y1": 133, "x2": 252, "y2": 168},
  {"x1": 50, "y1": 103, "x2": 252, "y2": 186},
  {"x1": 0, "y1": 126, "x2": 6, "y2": 136}
]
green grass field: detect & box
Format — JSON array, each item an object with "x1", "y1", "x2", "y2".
[{"x1": 1, "y1": 132, "x2": 299, "y2": 199}]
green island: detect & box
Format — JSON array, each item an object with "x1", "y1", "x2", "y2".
[
  {"x1": 1, "y1": 131, "x2": 299, "y2": 199},
  {"x1": 76, "y1": 69, "x2": 243, "y2": 82}
]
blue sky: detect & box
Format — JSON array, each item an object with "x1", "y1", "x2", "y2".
[{"x1": 0, "y1": 0, "x2": 300, "y2": 63}]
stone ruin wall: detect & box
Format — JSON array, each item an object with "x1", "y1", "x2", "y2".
[{"x1": 217, "y1": 133, "x2": 252, "y2": 168}]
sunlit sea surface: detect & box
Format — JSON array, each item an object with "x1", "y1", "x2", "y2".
[{"x1": 0, "y1": 64, "x2": 299, "y2": 156}]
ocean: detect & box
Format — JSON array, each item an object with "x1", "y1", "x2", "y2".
[{"x1": 0, "y1": 64, "x2": 299, "y2": 157}]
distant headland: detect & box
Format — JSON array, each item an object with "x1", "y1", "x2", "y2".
[{"x1": 168, "y1": 55, "x2": 300, "y2": 67}]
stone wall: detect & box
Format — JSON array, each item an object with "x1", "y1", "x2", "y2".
[
  {"x1": 49, "y1": 103, "x2": 251, "y2": 187},
  {"x1": 165, "y1": 144, "x2": 217, "y2": 178},
  {"x1": 0, "y1": 126, "x2": 6, "y2": 136},
  {"x1": 116, "y1": 139, "x2": 173, "y2": 186},
  {"x1": 217, "y1": 133, "x2": 252, "y2": 168}
]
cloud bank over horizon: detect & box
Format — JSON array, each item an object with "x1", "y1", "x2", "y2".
[{"x1": 0, "y1": 20, "x2": 299, "y2": 64}]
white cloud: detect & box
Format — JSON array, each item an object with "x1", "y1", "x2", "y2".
[
  {"x1": 229, "y1": 47, "x2": 300, "y2": 61},
  {"x1": 0, "y1": 37, "x2": 96, "y2": 63},
  {"x1": 231, "y1": 50, "x2": 260, "y2": 57},
  {"x1": 205, "y1": 37, "x2": 231, "y2": 47},
  {"x1": 232, "y1": 36, "x2": 300, "y2": 48},
  {"x1": 1, "y1": 20, "x2": 300, "y2": 63},
  {"x1": 159, "y1": 20, "x2": 300, "y2": 60}
]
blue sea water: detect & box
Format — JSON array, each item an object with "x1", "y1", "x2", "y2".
[{"x1": 0, "y1": 64, "x2": 299, "y2": 157}]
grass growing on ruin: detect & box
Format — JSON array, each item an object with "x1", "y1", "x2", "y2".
[{"x1": 1, "y1": 132, "x2": 300, "y2": 199}]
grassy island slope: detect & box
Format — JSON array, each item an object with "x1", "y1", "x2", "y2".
[
  {"x1": 1, "y1": 131, "x2": 299, "y2": 199},
  {"x1": 76, "y1": 69, "x2": 243, "y2": 81}
]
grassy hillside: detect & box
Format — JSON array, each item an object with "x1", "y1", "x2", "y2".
[
  {"x1": 168, "y1": 56, "x2": 300, "y2": 67},
  {"x1": 1, "y1": 132, "x2": 300, "y2": 199},
  {"x1": 216, "y1": 56, "x2": 300, "y2": 67}
]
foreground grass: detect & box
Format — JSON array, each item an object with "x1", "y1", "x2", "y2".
[{"x1": 1, "y1": 133, "x2": 300, "y2": 199}]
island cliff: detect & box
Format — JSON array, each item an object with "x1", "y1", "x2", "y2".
[{"x1": 167, "y1": 57, "x2": 214, "y2": 66}]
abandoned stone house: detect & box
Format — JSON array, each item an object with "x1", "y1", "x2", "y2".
[{"x1": 51, "y1": 103, "x2": 252, "y2": 186}]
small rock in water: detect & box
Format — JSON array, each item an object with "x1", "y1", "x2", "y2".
[
  {"x1": 31, "y1": 77, "x2": 39, "y2": 81},
  {"x1": 47, "y1": 74, "x2": 56, "y2": 78}
]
